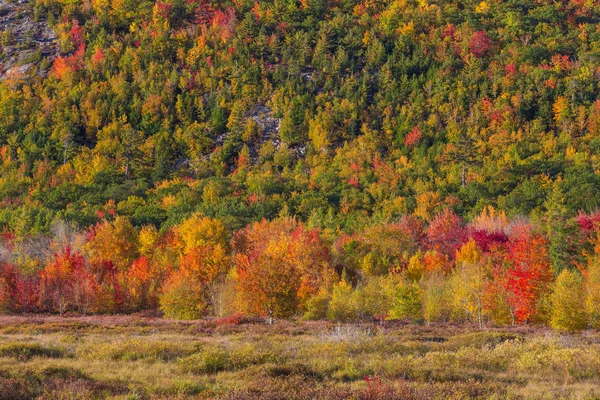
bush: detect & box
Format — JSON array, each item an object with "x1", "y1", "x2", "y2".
[
  {"x1": 179, "y1": 344, "x2": 283, "y2": 374},
  {"x1": 551, "y1": 270, "x2": 586, "y2": 331},
  {"x1": 160, "y1": 271, "x2": 206, "y2": 320},
  {"x1": 422, "y1": 273, "x2": 451, "y2": 324},
  {"x1": 0, "y1": 343, "x2": 64, "y2": 360},
  {"x1": 327, "y1": 279, "x2": 357, "y2": 322},
  {"x1": 78, "y1": 338, "x2": 197, "y2": 361},
  {"x1": 388, "y1": 280, "x2": 422, "y2": 321},
  {"x1": 304, "y1": 290, "x2": 331, "y2": 321}
]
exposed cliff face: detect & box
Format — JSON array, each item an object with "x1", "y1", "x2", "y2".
[{"x1": 0, "y1": 0, "x2": 58, "y2": 81}]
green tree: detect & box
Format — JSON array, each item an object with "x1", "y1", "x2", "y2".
[{"x1": 550, "y1": 269, "x2": 586, "y2": 331}]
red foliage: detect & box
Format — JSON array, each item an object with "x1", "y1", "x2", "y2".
[
  {"x1": 404, "y1": 126, "x2": 423, "y2": 148},
  {"x1": 70, "y1": 20, "x2": 85, "y2": 50},
  {"x1": 91, "y1": 49, "x2": 105, "y2": 65},
  {"x1": 469, "y1": 31, "x2": 491, "y2": 58},
  {"x1": 124, "y1": 256, "x2": 157, "y2": 311},
  {"x1": 426, "y1": 209, "x2": 468, "y2": 258},
  {"x1": 52, "y1": 44, "x2": 85, "y2": 79},
  {"x1": 247, "y1": 193, "x2": 260, "y2": 205},
  {"x1": 0, "y1": 263, "x2": 39, "y2": 313},
  {"x1": 12, "y1": 274, "x2": 40, "y2": 313},
  {"x1": 364, "y1": 375, "x2": 388, "y2": 398},
  {"x1": 505, "y1": 63, "x2": 518, "y2": 76},
  {"x1": 551, "y1": 54, "x2": 572, "y2": 71},
  {"x1": 214, "y1": 312, "x2": 248, "y2": 326},
  {"x1": 40, "y1": 246, "x2": 97, "y2": 314},
  {"x1": 348, "y1": 177, "x2": 360, "y2": 188},
  {"x1": 441, "y1": 24, "x2": 456, "y2": 40},
  {"x1": 504, "y1": 233, "x2": 553, "y2": 323},
  {"x1": 576, "y1": 211, "x2": 600, "y2": 233},
  {"x1": 189, "y1": 0, "x2": 216, "y2": 25},
  {"x1": 471, "y1": 229, "x2": 509, "y2": 252},
  {"x1": 156, "y1": 2, "x2": 174, "y2": 19},
  {"x1": 211, "y1": 7, "x2": 236, "y2": 40}
]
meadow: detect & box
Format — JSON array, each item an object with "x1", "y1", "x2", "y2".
[{"x1": 0, "y1": 316, "x2": 599, "y2": 400}]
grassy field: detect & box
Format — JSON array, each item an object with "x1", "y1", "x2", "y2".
[{"x1": 0, "y1": 316, "x2": 599, "y2": 399}]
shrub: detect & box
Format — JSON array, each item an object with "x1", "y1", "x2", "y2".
[
  {"x1": 551, "y1": 269, "x2": 586, "y2": 331},
  {"x1": 78, "y1": 338, "x2": 197, "y2": 361},
  {"x1": 180, "y1": 347, "x2": 229, "y2": 374},
  {"x1": 304, "y1": 289, "x2": 331, "y2": 321},
  {"x1": 179, "y1": 343, "x2": 283, "y2": 374},
  {"x1": 388, "y1": 280, "x2": 422, "y2": 321},
  {"x1": 422, "y1": 273, "x2": 451, "y2": 323},
  {"x1": 352, "y1": 277, "x2": 393, "y2": 321},
  {"x1": 0, "y1": 343, "x2": 64, "y2": 360},
  {"x1": 160, "y1": 271, "x2": 206, "y2": 320},
  {"x1": 215, "y1": 313, "x2": 248, "y2": 326},
  {"x1": 327, "y1": 279, "x2": 357, "y2": 322}
]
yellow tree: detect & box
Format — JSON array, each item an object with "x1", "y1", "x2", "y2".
[
  {"x1": 448, "y1": 239, "x2": 487, "y2": 328},
  {"x1": 85, "y1": 217, "x2": 139, "y2": 271},
  {"x1": 585, "y1": 259, "x2": 600, "y2": 328},
  {"x1": 326, "y1": 278, "x2": 357, "y2": 322},
  {"x1": 160, "y1": 269, "x2": 206, "y2": 320},
  {"x1": 175, "y1": 214, "x2": 229, "y2": 255},
  {"x1": 551, "y1": 269, "x2": 586, "y2": 331},
  {"x1": 180, "y1": 243, "x2": 232, "y2": 317},
  {"x1": 422, "y1": 272, "x2": 452, "y2": 324}
]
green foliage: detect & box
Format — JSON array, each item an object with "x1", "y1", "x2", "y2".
[
  {"x1": 0, "y1": 343, "x2": 64, "y2": 360},
  {"x1": 551, "y1": 270, "x2": 586, "y2": 331},
  {"x1": 0, "y1": 0, "x2": 598, "y2": 236},
  {"x1": 326, "y1": 279, "x2": 356, "y2": 322},
  {"x1": 422, "y1": 273, "x2": 452, "y2": 324},
  {"x1": 388, "y1": 280, "x2": 422, "y2": 321},
  {"x1": 159, "y1": 273, "x2": 206, "y2": 320},
  {"x1": 303, "y1": 289, "x2": 330, "y2": 321},
  {"x1": 178, "y1": 344, "x2": 282, "y2": 374}
]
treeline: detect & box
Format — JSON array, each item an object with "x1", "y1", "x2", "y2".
[{"x1": 1, "y1": 207, "x2": 600, "y2": 331}]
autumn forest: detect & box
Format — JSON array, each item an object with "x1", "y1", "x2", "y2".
[{"x1": 3, "y1": 0, "x2": 600, "y2": 332}]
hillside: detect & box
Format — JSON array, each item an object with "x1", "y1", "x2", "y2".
[
  {"x1": 2, "y1": 0, "x2": 600, "y2": 330},
  {"x1": 1, "y1": 0, "x2": 600, "y2": 233}
]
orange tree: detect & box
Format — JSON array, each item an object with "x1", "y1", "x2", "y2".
[{"x1": 233, "y1": 218, "x2": 334, "y2": 324}]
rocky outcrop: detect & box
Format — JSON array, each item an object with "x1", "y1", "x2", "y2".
[
  {"x1": 249, "y1": 105, "x2": 282, "y2": 149},
  {"x1": 0, "y1": 0, "x2": 58, "y2": 81}
]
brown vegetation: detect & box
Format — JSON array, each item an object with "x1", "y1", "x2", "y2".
[{"x1": 0, "y1": 316, "x2": 599, "y2": 399}]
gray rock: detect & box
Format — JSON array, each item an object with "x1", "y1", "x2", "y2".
[{"x1": 0, "y1": 0, "x2": 58, "y2": 81}]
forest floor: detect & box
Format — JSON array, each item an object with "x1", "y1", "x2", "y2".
[{"x1": 0, "y1": 315, "x2": 599, "y2": 399}]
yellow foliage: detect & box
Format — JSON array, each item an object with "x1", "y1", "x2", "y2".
[
  {"x1": 471, "y1": 205, "x2": 509, "y2": 233},
  {"x1": 406, "y1": 253, "x2": 425, "y2": 282},
  {"x1": 176, "y1": 214, "x2": 229, "y2": 255},
  {"x1": 553, "y1": 96, "x2": 569, "y2": 124},
  {"x1": 414, "y1": 191, "x2": 441, "y2": 221},
  {"x1": 85, "y1": 217, "x2": 139, "y2": 270},
  {"x1": 138, "y1": 225, "x2": 160, "y2": 258},
  {"x1": 456, "y1": 239, "x2": 481, "y2": 265},
  {"x1": 551, "y1": 269, "x2": 586, "y2": 331},
  {"x1": 475, "y1": 1, "x2": 489, "y2": 13}
]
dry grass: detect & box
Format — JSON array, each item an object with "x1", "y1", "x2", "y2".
[{"x1": 0, "y1": 316, "x2": 599, "y2": 399}]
